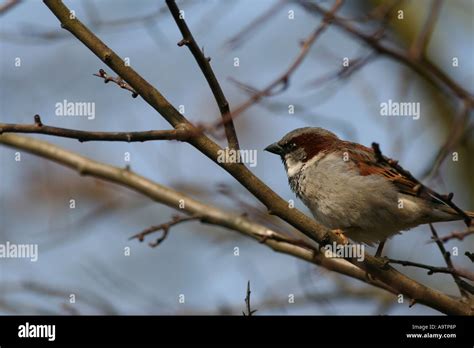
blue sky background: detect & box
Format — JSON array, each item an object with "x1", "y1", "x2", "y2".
[{"x1": 0, "y1": 0, "x2": 473, "y2": 314}]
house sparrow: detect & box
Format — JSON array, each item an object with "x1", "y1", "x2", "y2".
[{"x1": 265, "y1": 127, "x2": 473, "y2": 246}]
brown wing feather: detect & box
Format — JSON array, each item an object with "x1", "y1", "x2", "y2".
[{"x1": 342, "y1": 142, "x2": 430, "y2": 198}]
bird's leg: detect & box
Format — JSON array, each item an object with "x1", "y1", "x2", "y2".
[
  {"x1": 365, "y1": 240, "x2": 387, "y2": 283},
  {"x1": 375, "y1": 239, "x2": 386, "y2": 257},
  {"x1": 333, "y1": 229, "x2": 349, "y2": 244}
]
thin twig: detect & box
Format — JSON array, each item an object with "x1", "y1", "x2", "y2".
[
  {"x1": 430, "y1": 224, "x2": 471, "y2": 297},
  {"x1": 166, "y1": 0, "x2": 240, "y2": 150},
  {"x1": 225, "y1": 0, "x2": 285, "y2": 49},
  {"x1": 0, "y1": 115, "x2": 191, "y2": 142},
  {"x1": 243, "y1": 281, "x2": 257, "y2": 316},
  {"x1": 306, "y1": 52, "x2": 377, "y2": 87},
  {"x1": 130, "y1": 214, "x2": 201, "y2": 247},
  {"x1": 429, "y1": 226, "x2": 474, "y2": 243},
  {"x1": 386, "y1": 258, "x2": 474, "y2": 282},
  {"x1": 93, "y1": 69, "x2": 138, "y2": 97},
  {"x1": 465, "y1": 252, "x2": 474, "y2": 263}
]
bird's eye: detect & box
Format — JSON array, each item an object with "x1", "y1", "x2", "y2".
[{"x1": 282, "y1": 142, "x2": 297, "y2": 151}]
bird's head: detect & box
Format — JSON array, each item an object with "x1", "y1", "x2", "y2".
[{"x1": 264, "y1": 127, "x2": 340, "y2": 177}]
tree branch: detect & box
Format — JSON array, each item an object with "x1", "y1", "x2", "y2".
[
  {"x1": 386, "y1": 258, "x2": 474, "y2": 282},
  {"x1": 0, "y1": 115, "x2": 191, "y2": 142},
  {"x1": 166, "y1": 0, "x2": 240, "y2": 150}
]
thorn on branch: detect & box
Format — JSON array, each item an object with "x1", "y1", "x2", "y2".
[
  {"x1": 177, "y1": 38, "x2": 190, "y2": 47},
  {"x1": 34, "y1": 114, "x2": 43, "y2": 127},
  {"x1": 266, "y1": 209, "x2": 276, "y2": 216},
  {"x1": 465, "y1": 251, "x2": 474, "y2": 263},
  {"x1": 380, "y1": 257, "x2": 391, "y2": 270}
]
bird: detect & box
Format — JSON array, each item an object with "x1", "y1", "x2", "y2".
[{"x1": 264, "y1": 127, "x2": 473, "y2": 247}]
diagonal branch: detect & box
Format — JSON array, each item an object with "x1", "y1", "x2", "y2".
[{"x1": 166, "y1": 0, "x2": 240, "y2": 150}]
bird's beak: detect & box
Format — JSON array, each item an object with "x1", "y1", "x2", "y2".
[{"x1": 264, "y1": 142, "x2": 283, "y2": 155}]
